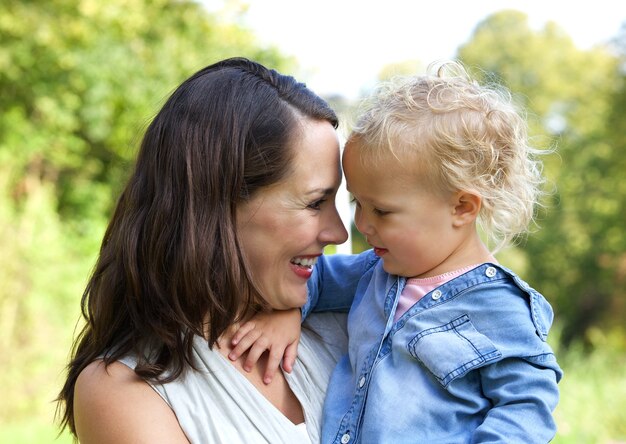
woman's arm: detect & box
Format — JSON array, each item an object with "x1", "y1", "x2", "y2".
[{"x1": 74, "y1": 360, "x2": 189, "y2": 444}]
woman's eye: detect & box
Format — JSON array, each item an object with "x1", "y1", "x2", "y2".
[
  {"x1": 308, "y1": 198, "x2": 326, "y2": 210},
  {"x1": 350, "y1": 197, "x2": 361, "y2": 208}
]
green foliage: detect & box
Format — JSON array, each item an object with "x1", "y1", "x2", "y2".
[
  {"x1": 0, "y1": 168, "x2": 89, "y2": 427},
  {"x1": 0, "y1": 0, "x2": 289, "y2": 225}
]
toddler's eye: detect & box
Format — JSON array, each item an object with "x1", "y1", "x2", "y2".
[{"x1": 373, "y1": 208, "x2": 390, "y2": 216}]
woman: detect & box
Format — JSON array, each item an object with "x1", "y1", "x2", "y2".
[{"x1": 57, "y1": 57, "x2": 349, "y2": 443}]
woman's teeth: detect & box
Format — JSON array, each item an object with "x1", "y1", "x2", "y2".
[{"x1": 291, "y1": 256, "x2": 318, "y2": 268}]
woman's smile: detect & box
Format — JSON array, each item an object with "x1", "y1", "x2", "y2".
[{"x1": 290, "y1": 255, "x2": 321, "y2": 279}]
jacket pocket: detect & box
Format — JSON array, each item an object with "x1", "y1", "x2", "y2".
[{"x1": 407, "y1": 314, "x2": 501, "y2": 387}]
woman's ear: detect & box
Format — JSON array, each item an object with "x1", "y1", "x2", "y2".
[{"x1": 451, "y1": 191, "x2": 481, "y2": 227}]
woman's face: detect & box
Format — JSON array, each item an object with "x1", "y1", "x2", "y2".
[{"x1": 236, "y1": 119, "x2": 348, "y2": 310}]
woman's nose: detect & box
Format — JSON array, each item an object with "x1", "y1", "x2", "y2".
[{"x1": 320, "y1": 205, "x2": 349, "y2": 246}]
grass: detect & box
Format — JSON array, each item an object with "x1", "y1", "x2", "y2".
[
  {"x1": 0, "y1": 421, "x2": 73, "y2": 444},
  {"x1": 552, "y1": 328, "x2": 626, "y2": 443}
]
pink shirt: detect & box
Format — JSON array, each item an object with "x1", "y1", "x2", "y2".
[{"x1": 394, "y1": 265, "x2": 480, "y2": 321}]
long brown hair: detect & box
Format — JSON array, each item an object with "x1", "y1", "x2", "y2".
[{"x1": 57, "y1": 57, "x2": 338, "y2": 435}]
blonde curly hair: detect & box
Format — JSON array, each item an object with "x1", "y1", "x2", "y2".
[{"x1": 347, "y1": 61, "x2": 548, "y2": 253}]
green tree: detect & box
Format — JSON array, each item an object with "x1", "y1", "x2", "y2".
[
  {"x1": 1, "y1": 0, "x2": 288, "y2": 230},
  {"x1": 458, "y1": 10, "x2": 625, "y2": 344}
]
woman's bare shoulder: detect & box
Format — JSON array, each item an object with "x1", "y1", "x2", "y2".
[{"x1": 74, "y1": 360, "x2": 189, "y2": 443}]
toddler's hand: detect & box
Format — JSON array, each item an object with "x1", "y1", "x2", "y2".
[{"x1": 228, "y1": 308, "x2": 302, "y2": 384}]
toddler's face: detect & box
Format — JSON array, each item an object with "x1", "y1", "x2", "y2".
[{"x1": 342, "y1": 144, "x2": 465, "y2": 279}]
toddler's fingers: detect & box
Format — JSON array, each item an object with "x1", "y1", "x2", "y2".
[
  {"x1": 228, "y1": 329, "x2": 262, "y2": 361},
  {"x1": 263, "y1": 348, "x2": 283, "y2": 384},
  {"x1": 231, "y1": 321, "x2": 256, "y2": 346},
  {"x1": 242, "y1": 337, "x2": 269, "y2": 372},
  {"x1": 282, "y1": 341, "x2": 299, "y2": 373}
]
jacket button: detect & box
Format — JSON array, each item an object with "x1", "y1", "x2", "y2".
[
  {"x1": 432, "y1": 289, "x2": 442, "y2": 300},
  {"x1": 485, "y1": 266, "x2": 497, "y2": 277},
  {"x1": 341, "y1": 433, "x2": 351, "y2": 443}
]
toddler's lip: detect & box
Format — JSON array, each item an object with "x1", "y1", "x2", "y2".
[{"x1": 373, "y1": 247, "x2": 388, "y2": 256}]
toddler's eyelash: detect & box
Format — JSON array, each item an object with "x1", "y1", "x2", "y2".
[{"x1": 351, "y1": 197, "x2": 388, "y2": 215}]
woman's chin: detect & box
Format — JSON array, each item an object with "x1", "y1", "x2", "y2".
[{"x1": 281, "y1": 288, "x2": 308, "y2": 310}]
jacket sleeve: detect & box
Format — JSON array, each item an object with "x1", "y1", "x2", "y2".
[
  {"x1": 471, "y1": 284, "x2": 562, "y2": 443},
  {"x1": 472, "y1": 356, "x2": 561, "y2": 443},
  {"x1": 301, "y1": 249, "x2": 376, "y2": 319}
]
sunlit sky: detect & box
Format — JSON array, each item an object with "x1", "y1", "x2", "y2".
[{"x1": 209, "y1": 0, "x2": 625, "y2": 99}]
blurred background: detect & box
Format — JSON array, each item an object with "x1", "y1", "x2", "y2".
[{"x1": 1, "y1": 0, "x2": 624, "y2": 442}]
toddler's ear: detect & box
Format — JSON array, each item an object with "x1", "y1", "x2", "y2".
[{"x1": 451, "y1": 191, "x2": 481, "y2": 227}]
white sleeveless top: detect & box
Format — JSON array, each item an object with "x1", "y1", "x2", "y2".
[{"x1": 119, "y1": 313, "x2": 347, "y2": 444}]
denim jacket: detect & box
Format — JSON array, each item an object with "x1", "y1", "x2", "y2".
[{"x1": 302, "y1": 250, "x2": 563, "y2": 444}]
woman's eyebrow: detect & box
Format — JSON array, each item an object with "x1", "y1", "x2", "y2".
[{"x1": 306, "y1": 187, "x2": 335, "y2": 196}]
